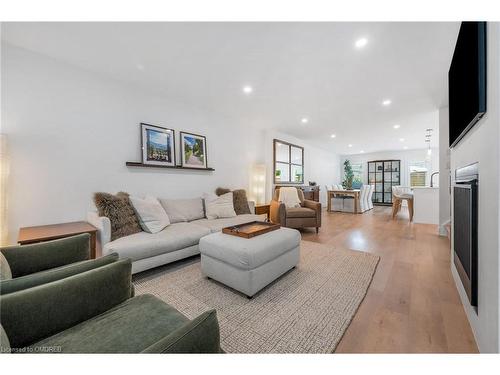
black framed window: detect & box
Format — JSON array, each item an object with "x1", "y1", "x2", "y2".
[{"x1": 273, "y1": 139, "x2": 304, "y2": 184}]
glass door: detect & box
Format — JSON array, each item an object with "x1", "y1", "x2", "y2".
[{"x1": 369, "y1": 160, "x2": 401, "y2": 205}]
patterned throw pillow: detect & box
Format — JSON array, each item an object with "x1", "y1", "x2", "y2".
[
  {"x1": 93, "y1": 192, "x2": 142, "y2": 241},
  {"x1": 215, "y1": 188, "x2": 251, "y2": 215}
]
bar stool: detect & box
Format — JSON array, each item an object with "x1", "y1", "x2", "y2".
[{"x1": 392, "y1": 186, "x2": 414, "y2": 221}]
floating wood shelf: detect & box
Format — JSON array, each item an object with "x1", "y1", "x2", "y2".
[{"x1": 126, "y1": 162, "x2": 215, "y2": 171}]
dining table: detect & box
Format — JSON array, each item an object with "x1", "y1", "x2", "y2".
[{"x1": 326, "y1": 189, "x2": 361, "y2": 213}]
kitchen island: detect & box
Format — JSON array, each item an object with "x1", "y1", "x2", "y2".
[{"x1": 412, "y1": 186, "x2": 439, "y2": 224}]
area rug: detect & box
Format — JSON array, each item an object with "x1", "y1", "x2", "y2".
[{"x1": 133, "y1": 240, "x2": 379, "y2": 353}]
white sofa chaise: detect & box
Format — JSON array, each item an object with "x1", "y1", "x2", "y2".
[{"x1": 88, "y1": 199, "x2": 261, "y2": 274}]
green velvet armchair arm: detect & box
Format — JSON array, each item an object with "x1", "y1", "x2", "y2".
[
  {"x1": 0, "y1": 259, "x2": 133, "y2": 350},
  {"x1": 0, "y1": 253, "x2": 119, "y2": 296},
  {"x1": 141, "y1": 309, "x2": 221, "y2": 353},
  {"x1": 0, "y1": 234, "x2": 90, "y2": 278}
]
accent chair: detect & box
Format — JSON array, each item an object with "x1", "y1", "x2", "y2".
[{"x1": 270, "y1": 187, "x2": 321, "y2": 233}]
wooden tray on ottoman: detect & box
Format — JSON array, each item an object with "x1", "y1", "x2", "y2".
[{"x1": 222, "y1": 221, "x2": 281, "y2": 239}]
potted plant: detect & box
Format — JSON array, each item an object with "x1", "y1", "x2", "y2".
[
  {"x1": 275, "y1": 169, "x2": 281, "y2": 181},
  {"x1": 342, "y1": 160, "x2": 354, "y2": 190}
]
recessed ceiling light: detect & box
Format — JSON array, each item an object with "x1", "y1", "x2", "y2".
[
  {"x1": 399, "y1": 138, "x2": 405, "y2": 142},
  {"x1": 301, "y1": 118, "x2": 309, "y2": 124},
  {"x1": 360, "y1": 150, "x2": 365, "y2": 153},
  {"x1": 136, "y1": 63, "x2": 145, "y2": 71},
  {"x1": 355, "y1": 38, "x2": 368, "y2": 49},
  {"x1": 382, "y1": 99, "x2": 392, "y2": 106},
  {"x1": 330, "y1": 134, "x2": 336, "y2": 138},
  {"x1": 348, "y1": 144, "x2": 353, "y2": 148},
  {"x1": 393, "y1": 124, "x2": 400, "y2": 129},
  {"x1": 403, "y1": 146, "x2": 408, "y2": 150},
  {"x1": 242, "y1": 85, "x2": 253, "y2": 94}
]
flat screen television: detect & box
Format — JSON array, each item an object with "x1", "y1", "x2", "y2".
[{"x1": 449, "y1": 22, "x2": 487, "y2": 148}]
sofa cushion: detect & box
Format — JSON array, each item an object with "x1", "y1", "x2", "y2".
[
  {"x1": 285, "y1": 207, "x2": 316, "y2": 218},
  {"x1": 159, "y1": 198, "x2": 205, "y2": 223},
  {"x1": 129, "y1": 196, "x2": 170, "y2": 234},
  {"x1": 190, "y1": 214, "x2": 263, "y2": 233},
  {"x1": 30, "y1": 294, "x2": 188, "y2": 353},
  {"x1": 203, "y1": 192, "x2": 236, "y2": 220},
  {"x1": 94, "y1": 192, "x2": 142, "y2": 241},
  {"x1": 215, "y1": 188, "x2": 251, "y2": 215},
  {"x1": 0, "y1": 252, "x2": 12, "y2": 281},
  {"x1": 199, "y1": 227, "x2": 301, "y2": 270},
  {"x1": 103, "y1": 222, "x2": 210, "y2": 261}
]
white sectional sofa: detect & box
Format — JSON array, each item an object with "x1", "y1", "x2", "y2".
[{"x1": 87, "y1": 199, "x2": 261, "y2": 274}]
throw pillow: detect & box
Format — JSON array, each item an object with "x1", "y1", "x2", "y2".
[
  {"x1": 129, "y1": 196, "x2": 170, "y2": 234},
  {"x1": 203, "y1": 192, "x2": 237, "y2": 220},
  {"x1": 93, "y1": 192, "x2": 142, "y2": 241},
  {"x1": 215, "y1": 187, "x2": 231, "y2": 196},
  {"x1": 159, "y1": 198, "x2": 205, "y2": 223},
  {"x1": 0, "y1": 252, "x2": 12, "y2": 281},
  {"x1": 215, "y1": 188, "x2": 251, "y2": 215}
]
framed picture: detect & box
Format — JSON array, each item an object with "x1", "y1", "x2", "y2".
[
  {"x1": 141, "y1": 123, "x2": 175, "y2": 166},
  {"x1": 180, "y1": 131, "x2": 208, "y2": 169}
]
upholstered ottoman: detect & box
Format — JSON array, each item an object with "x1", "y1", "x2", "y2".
[{"x1": 199, "y1": 227, "x2": 301, "y2": 297}]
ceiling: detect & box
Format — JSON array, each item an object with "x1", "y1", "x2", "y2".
[{"x1": 1, "y1": 22, "x2": 460, "y2": 154}]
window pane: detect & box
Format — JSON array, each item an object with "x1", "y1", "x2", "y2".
[
  {"x1": 384, "y1": 192, "x2": 392, "y2": 203},
  {"x1": 384, "y1": 162, "x2": 392, "y2": 171},
  {"x1": 291, "y1": 165, "x2": 303, "y2": 183},
  {"x1": 290, "y1": 146, "x2": 302, "y2": 165},
  {"x1": 368, "y1": 173, "x2": 376, "y2": 184},
  {"x1": 409, "y1": 161, "x2": 428, "y2": 187},
  {"x1": 275, "y1": 162, "x2": 289, "y2": 182},
  {"x1": 368, "y1": 163, "x2": 375, "y2": 172},
  {"x1": 275, "y1": 142, "x2": 290, "y2": 163},
  {"x1": 351, "y1": 163, "x2": 363, "y2": 185}
]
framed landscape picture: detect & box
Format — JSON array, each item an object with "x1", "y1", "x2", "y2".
[
  {"x1": 180, "y1": 131, "x2": 207, "y2": 169},
  {"x1": 141, "y1": 123, "x2": 175, "y2": 166}
]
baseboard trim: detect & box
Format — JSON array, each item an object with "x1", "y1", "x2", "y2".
[{"x1": 438, "y1": 219, "x2": 451, "y2": 237}]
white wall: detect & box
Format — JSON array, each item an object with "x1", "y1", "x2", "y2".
[
  {"x1": 1, "y1": 44, "x2": 269, "y2": 244},
  {"x1": 340, "y1": 148, "x2": 440, "y2": 187},
  {"x1": 449, "y1": 22, "x2": 500, "y2": 353},
  {"x1": 1, "y1": 43, "x2": 340, "y2": 244},
  {"x1": 264, "y1": 130, "x2": 340, "y2": 206},
  {"x1": 438, "y1": 106, "x2": 451, "y2": 235}
]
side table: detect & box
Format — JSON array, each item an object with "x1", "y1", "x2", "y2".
[
  {"x1": 254, "y1": 204, "x2": 271, "y2": 221},
  {"x1": 18, "y1": 221, "x2": 98, "y2": 259}
]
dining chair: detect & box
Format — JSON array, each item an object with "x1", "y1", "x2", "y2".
[
  {"x1": 330, "y1": 184, "x2": 344, "y2": 211},
  {"x1": 358, "y1": 185, "x2": 369, "y2": 212},
  {"x1": 367, "y1": 185, "x2": 375, "y2": 210}
]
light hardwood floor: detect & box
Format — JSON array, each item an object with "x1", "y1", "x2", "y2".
[{"x1": 301, "y1": 205, "x2": 478, "y2": 353}]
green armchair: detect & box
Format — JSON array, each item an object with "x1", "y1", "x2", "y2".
[
  {"x1": 0, "y1": 258, "x2": 221, "y2": 353},
  {"x1": 0, "y1": 234, "x2": 118, "y2": 295}
]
